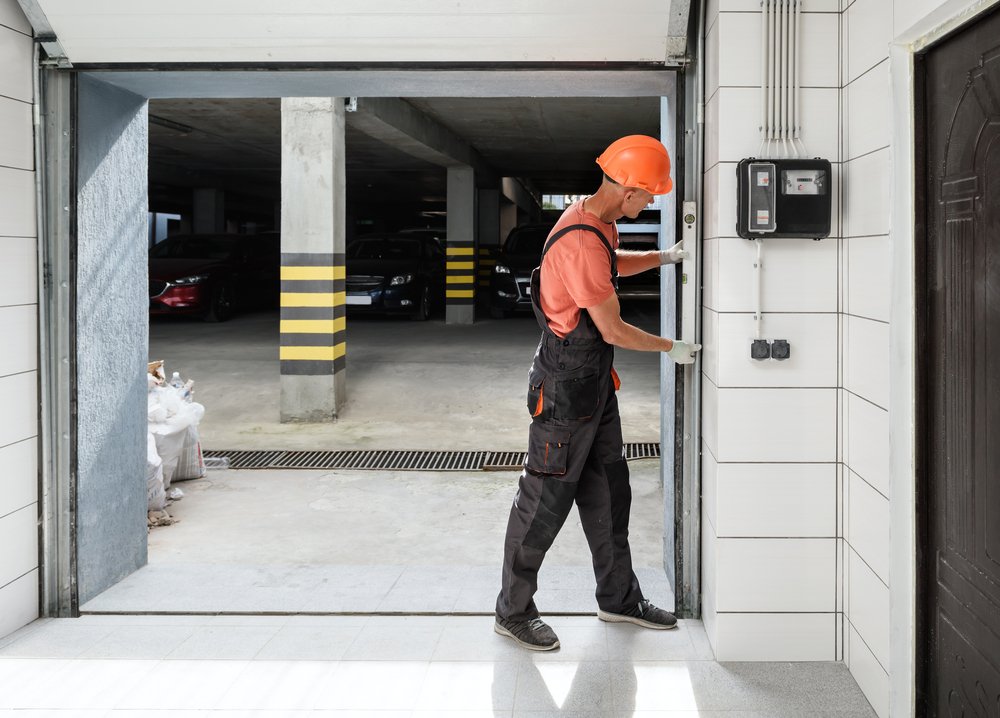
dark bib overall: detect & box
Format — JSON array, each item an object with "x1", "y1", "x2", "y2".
[{"x1": 496, "y1": 224, "x2": 644, "y2": 622}]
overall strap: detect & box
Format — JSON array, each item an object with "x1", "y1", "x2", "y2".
[{"x1": 540, "y1": 224, "x2": 615, "y2": 265}]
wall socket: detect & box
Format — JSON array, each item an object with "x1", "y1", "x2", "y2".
[{"x1": 750, "y1": 339, "x2": 791, "y2": 361}]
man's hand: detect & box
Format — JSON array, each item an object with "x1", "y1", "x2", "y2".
[
  {"x1": 666, "y1": 339, "x2": 702, "y2": 364},
  {"x1": 660, "y1": 240, "x2": 689, "y2": 264}
]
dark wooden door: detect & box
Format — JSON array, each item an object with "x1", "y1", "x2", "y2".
[{"x1": 921, "y1": 7, "x2": 1000, "y2": 716}]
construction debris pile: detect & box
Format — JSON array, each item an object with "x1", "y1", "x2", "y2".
[{"x1": 146, "y1": 361, "x2": 206, "y2": 527}]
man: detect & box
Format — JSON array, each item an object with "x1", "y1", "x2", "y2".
[{"x1": 494, "y1": 135, "x2": 702, "y2": 651}]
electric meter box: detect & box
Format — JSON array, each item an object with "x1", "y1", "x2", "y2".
[{"x1": 736, "y1": 158, "x2": 832, "y2": 239}]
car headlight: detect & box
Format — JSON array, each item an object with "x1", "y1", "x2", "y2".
[
  {"x1": 494, "y1": 264, "x2": 512, "y2": 275},
  {"x1": 172, "y1": 274, "x2": 208, "y2": 285},
  {"x1": 390, "y1": 273, "x2": 414, "y2": 286}
]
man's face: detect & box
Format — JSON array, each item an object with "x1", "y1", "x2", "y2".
[{"x1": 621, "y1": 188, "x2": 655, "y2": 219}]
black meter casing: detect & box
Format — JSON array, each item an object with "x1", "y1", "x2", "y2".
[{"x1": 736, "y1": 158, "x2": 832, "y2": 239}]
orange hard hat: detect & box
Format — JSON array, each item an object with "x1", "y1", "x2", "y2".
[{"x1": 596, "y1": 135, "x2": 673, "y2": 195}]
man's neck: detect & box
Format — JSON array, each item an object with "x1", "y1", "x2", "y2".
[{"x1": 582, "y1": 187, "x2": 622, "y2": 224}]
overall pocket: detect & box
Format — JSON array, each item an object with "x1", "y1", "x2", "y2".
[
  {"x1": 552, "y1": 368, "x2": 601, "y2": 421},
  {"x1": 526, "y1": 368, "x2": 546, "y2": 418},
  {"x1": 526, "y1": 423, "x2": 571, "y2": 477}
]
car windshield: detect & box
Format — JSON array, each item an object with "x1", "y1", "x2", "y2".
[
  {"x1": 505, "y1": 227, "x2": 550, "y2": 256},
  {"x1": 150, "y1": 236, "x2": 239, "y2": 260},
  {"x1": 348, "y1": 238, "x2": 422, "y2": 259}
]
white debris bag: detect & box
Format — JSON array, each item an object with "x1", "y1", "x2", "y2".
[
  {"x1": 147, "y1": 430, "x2": 166, "y2": 511},
  {"x1": 147, "y1": 376, "x2": 205, "y2": 490}
]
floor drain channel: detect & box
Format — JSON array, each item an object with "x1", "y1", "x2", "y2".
[{"x1": 204, "y1": 444, "x2": 660, "y2": 472}]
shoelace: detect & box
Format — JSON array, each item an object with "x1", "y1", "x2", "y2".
[{"x1": 527, "y1": 618, "x2": 548, "y2": 632}]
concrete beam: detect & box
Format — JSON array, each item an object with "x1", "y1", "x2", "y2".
[{"x1": 350, "y1": 97, "x2": 499, "y2": 186}]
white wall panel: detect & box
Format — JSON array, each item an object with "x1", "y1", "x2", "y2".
[
  {"x1": 703, "y1": 444, "x2": 719, "y2": 534},
  {"x1": 35, "y1": 1, "x2": 677, "y2": 64},
  {"x1": 705, "y1": 91, "x2": 721, "y2": 170},
  {"x1": 713, "y1": 612, "x2": 836, "y2": 661},
  {"x1": 714, "y1": 237, "x2": 839, "y2": 312},
  {"x1": 846, "y1": 235, "x2": 891, "y2": 322},
  {"x1": 0, "y1": 305, "x2": 37, "y2": 377},
  {"x1": 704, "y1": 164, "x2": 721, "y2": 241},
  {"x1": 846, "y1": 60, "x2": 889, "y2": 161},
  {"x1": 844, "y1": 148, "x2": 890, "y2": 238},
  {"x1": 715, "y1": 387, "x2": 837, "y2": 462},
  {"x1": 716, "y1": 538, "x2": 835, "y2": 611},
  {"x1": 845, "y1": 0, "x2": 891, "y2": 84},
  {"x1": 893, "y1": 0, "x2": 951, "y2": 36},
  {"x1": 0, "y1": 97, "x2": 32, "y2": 171},
  {"x1": 799, "y1": 13, "x2": 841, "y2": 88},
  {"x1": 0, "y1": 238, "x2": 37, "y2": 306},
  {"x1": 0, "y1": 0, "x2": 31, "y2": 35},
  {"x1": 0, "y1": 26, "x2": 31, "y2": 103},
  {"x1": 702, "y1": 308, "x2": 720, "y2": 386},
  {"x1": 706, "y1": 13, "x2": 720, "y2": 101},
  {"x1": 0, "y1": 168, "x2": 37, "y2": 238},
  {"x1": 0, "y1": 371, "x2": 36, "y2": 449},
  {"x1": 715, "y1": 463, "x2": 836, "y2": 537},
  {"x1": 845, "y1": 315, "x2": 889, "y2": 409},
  {"x1": 848, "y1": 547, "x2": 889, "y2": 668},
  {"x1": 716, "y1": 12, "x2": 762, "y2": 88},
  {"x1": 702, "y1": 377, "x2": 720, "y2": 460},
  {"x1": 845, "y1": 393, "x2": 889, "y2": 496},
  {"x1": 715, "y1": 313, "x2": 838, "y2": 388},
  {"x1": 0, "y1": 569, "x2": 38, "y2": 640},
  {"x1": 703, "y1": 238, "x2": 719, "y2": 312},
  {"x1": 0, "y1": 437, "x2": 36, "y2": 519},
  {"x1": 848, "y1": 470, "x2": 890, "y2": 581},
  {"x1": 848, "y1": 624, "x2": 889, "y2": 718},
  {"x1": 0, "y1": 504, "x2": 36, "y2": 587}
]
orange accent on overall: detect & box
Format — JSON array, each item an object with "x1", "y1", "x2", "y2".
[
  {"x1": 611, "y1": 367, "x2": 621, "y2": 391},
  {"x1": 532, "y1": 385, "x2": 545, "y2": 417}
]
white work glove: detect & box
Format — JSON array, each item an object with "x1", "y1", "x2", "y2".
[
  {"x1": 660, "y1": 240, "x2": 689, "y2": 264},
  {"x1": 667, "y1": 339, "x2": 702, "y2": 364}
]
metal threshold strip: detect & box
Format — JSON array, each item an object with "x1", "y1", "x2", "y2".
[{"x1": 204, "y1": 443, "x2": 660, "y2": 472}]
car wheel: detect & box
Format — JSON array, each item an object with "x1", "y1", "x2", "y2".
[
  {"x1": 490, "y1": 305, "x2": 509, "y2": 319},
  {"x1": 204, "y1": 283, "x2": 235, "y2": 322},
  {"x1": 411, "y1": 286, "x2": 431, "y2": 321}
]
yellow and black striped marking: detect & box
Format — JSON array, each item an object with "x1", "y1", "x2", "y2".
[
  {"x1": 446, "y1": 241, "x2": 475, "y2": 306},
  {"x1": 478, "y1": 246, "x2": 497, "y2": 288},
  {"x1": 280, "y1": 252, "x2": 346, "y2": 376}
]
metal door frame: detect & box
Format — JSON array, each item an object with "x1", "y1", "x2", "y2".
[{"x1": 35, "y1": 64, "x2": 702, "y2": 617}]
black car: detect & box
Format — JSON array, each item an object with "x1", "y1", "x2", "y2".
[
  {"x1": 345, "y1": 234, "x2": 445, "y2": 320},
  {"x1": 488, "y1": 223, "x2": 553, "y2": 318},
  {"x1": 149, "y1": 233, "x2": 280, "y2": 322}
]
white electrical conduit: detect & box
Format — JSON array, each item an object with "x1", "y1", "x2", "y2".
[
  {"x1": 759, "y1": 0, "x2": 805, "y2": 159},
  {"x1": 754, "y1": 240, "x2": 764, "y2": 339}
]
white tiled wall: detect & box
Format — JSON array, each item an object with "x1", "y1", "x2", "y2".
[
  {"x1": 0, "y1": 0, "x2": 39, "y2": 641},
  {"x1": 701, "y1": 0, "x2": 845, "y2": 669},
  {"x1": 700, "y1": 1, "x2": 923, "y2": 713}
]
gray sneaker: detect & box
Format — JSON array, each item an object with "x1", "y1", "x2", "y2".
[
  {"x1": 598, "y1": 599, "x2": 678, "y2": 630},
  {"x1": 494, "y1": 616, "x2": 560, "y2": 651}
]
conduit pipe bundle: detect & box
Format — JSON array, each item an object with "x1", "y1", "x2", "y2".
[{"x1": 759, "y1": 0, "x2": 804, "y2": 157}]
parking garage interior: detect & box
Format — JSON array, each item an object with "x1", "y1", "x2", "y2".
[{"x1": 73, "y1": 81, "x2": 680, "y2": 616}]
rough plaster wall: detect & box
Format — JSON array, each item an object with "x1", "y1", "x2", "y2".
[{"x1": 75, "y1": 75, "x2": 149, "y2": 603}]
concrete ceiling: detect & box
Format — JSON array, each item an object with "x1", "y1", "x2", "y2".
[{"x1": 148, "y1": 96, "x2": 660, "y2": 211}]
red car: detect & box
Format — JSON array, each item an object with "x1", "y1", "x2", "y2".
[{"x1": 149, "y1": 233, "x2": 279, "y2": 321}]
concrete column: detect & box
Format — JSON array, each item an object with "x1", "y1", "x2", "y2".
[
  {"x1": 279, "y1": 97, "x2": 347, "y2": 422},
  {"x1": 192, "y1": 187, "x2": 225, "y2": 233},
  {"x1": 476, "y1": 188, "x2": 501, "y2": 296},
  {"x1": 500, "y1": 201, "x2": 518, "y2": 247},
  {"x1": 446, "y1": 165, "x2": 476, "y2": 324}
]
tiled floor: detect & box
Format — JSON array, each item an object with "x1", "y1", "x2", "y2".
[{"x1": 0, "y1": 614, "x2": 877, "y2": 716}]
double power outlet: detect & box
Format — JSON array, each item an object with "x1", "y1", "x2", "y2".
[{"x1": 750, "y1": 338, "x2": 791, "y2": 361}]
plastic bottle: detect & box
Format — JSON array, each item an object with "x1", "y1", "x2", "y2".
[{"x1": 169, "y1": 372, "x2": 184, "y2": 388}]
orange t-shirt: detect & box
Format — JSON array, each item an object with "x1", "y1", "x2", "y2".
[{"x1": 539, "y1": 201, "x2": 619, "y2": 338}]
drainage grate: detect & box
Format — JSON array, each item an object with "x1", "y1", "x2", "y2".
[{"x1": 204, "y1": 444, "x2": 660, "y2": 472}]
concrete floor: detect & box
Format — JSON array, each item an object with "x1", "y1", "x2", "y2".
[
  {"x1": 83, "y1": 461, "x2": 669, "y2": 614},
  {"x1": 149, "y1": 305, "x2": 662, "y2": 451},
  {"x1": 0, "y1": 614, "x2": 878, "y2": 716}
]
